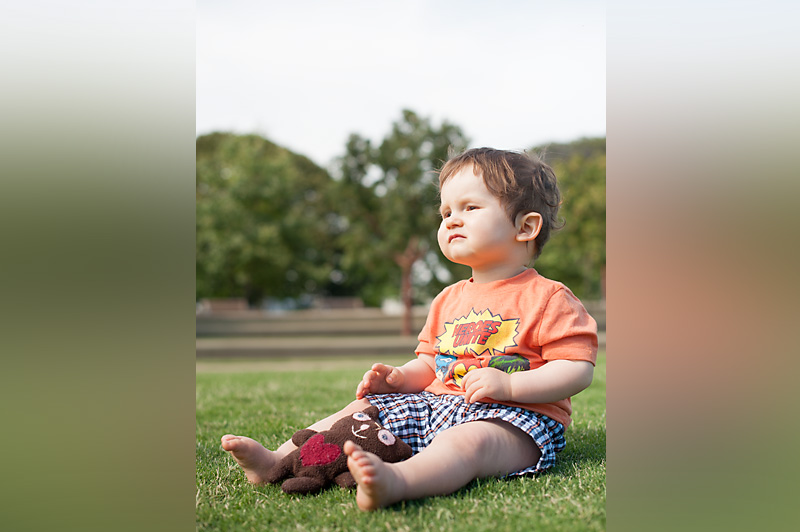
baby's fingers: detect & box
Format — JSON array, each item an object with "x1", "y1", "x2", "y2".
[
  {"x1": 372, "y1": 363, "x2": 399, "y2": 386},
  {"x1": 371, "y1": 363, "x2": 394, "y2": 378},
  {"x1": 385, "y1": 367, "x2": 400, "y2": 385},
  {"x1": 464, "y1": 381, "x2": 491, "y2": 404},
  {"x1": 463, "y1": 386, "x2": 476, "y2": 403},
  {"x1": 356, "y1": 373, "x2": 376, "y2": 398},
  {"x1": 460, "y1": 369, "x2": 479, "y2": 390},
  {"x1": 355, "y1": 381, "x2": 367, "y2": 399}
]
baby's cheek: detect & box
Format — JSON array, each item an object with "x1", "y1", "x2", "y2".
[{"x1": 436, "y1": 230, "x2": 449, "y2": 251}]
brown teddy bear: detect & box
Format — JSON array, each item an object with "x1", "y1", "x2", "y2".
[{"x1": 263, "y1": 406, "x2": 412, "y2": 494}]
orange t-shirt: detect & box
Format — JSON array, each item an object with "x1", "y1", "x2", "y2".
[{"x1": 416, "y1": 268, "x2": 598, "y2": 428}]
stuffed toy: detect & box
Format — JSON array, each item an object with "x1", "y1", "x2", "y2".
[{"x1": 264, "y1": 406, "x2": 412, "y2": 494}]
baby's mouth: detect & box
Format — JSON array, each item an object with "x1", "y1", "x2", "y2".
[{"x1": 448, "y1": 234, "x2": 465, "y2": 243}]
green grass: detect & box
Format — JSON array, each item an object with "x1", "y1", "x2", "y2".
[{"x1": 196, "y1": 353, "x2": 605, "y2": 531}]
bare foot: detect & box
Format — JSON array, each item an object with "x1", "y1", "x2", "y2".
[
  {"x1": 220, "y1": 434, "x2": 278, "y2": 484},
  {"x1": 344, "y1": 440, "x2": 406, "y2": 511}
]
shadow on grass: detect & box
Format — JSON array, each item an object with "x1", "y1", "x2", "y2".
[{"x1": 550, "y1": 424, "x2": 607, "y2": 476}]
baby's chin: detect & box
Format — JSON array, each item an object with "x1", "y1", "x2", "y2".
[{"x1": 442, "y1": 249, "x2": 474, "y2": 267}]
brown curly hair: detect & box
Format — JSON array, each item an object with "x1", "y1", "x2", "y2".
[{"x1": 438, "y1": 147, "x2": 563, "y2": 260}]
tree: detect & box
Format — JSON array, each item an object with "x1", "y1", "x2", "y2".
[
  {"x1": 333, "y1": 110, "x2": 470, "y2": 334},
  {"x1": 196, "y1": 133, "x2": 335, "y2": 305},
  {"x1": 533, "y1": 138, "x2": 606, "y2": 300}
]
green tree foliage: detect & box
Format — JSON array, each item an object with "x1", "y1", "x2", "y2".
[
  {"x1": 196, "y1": 133, "x2": 335, "y2": 305},
  {"x1": 332, "y1": 110, "x2": 470, "y2": 333},
  {"x1": 195, "y1": 126, "x2": 605, "y2": 316},
  {"x1": 533, "y1": 138, "x2": 606, "y2": 300}
]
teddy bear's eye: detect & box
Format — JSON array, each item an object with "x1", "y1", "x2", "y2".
[
  {"x1": 377, "y1": 429, "x2": 396, "y2": 446},
  {"x1": 352, "y1": 412, "x2": 370, "y2": 421}
]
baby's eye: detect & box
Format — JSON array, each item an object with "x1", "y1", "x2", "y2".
[
  {"x1": 440, "y1": 211, "x2": 451, "y2": 219},
  {"x1": 466, "y1": 205, "x2": 478, "y2": 211},
  {"x1": 352, "y1": 412, "x2": 370, "y2": 421},
  {"x1": 377, "y1": 429, "x2": 396, "y2": 446}
]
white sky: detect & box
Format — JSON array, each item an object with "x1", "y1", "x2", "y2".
[{"x1": 197, "y1": 0, "x2": 606, "y2": 169}]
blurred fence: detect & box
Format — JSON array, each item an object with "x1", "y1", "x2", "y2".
[{"x1": 196, "y1": 302, "x2": 605, "y2": 359}]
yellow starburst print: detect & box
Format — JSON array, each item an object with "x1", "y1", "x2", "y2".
[{"x1": 436, "y1": 309, "x2": 520, "y2": 357}]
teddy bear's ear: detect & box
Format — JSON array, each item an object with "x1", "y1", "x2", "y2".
[
  {"x1": 364, "y1": 405, "x2": 380, "y2": 421},
  {"x1": 291, "y1": 428, "x2": 318, "y2": 447}
]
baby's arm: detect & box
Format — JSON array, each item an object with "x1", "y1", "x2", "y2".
[
  {"x1": 356, "y1": 355, "x2": 436, "y2": 399},
  {"x1": 461, "y1": 359, "x2": 594, "y2": 405}
]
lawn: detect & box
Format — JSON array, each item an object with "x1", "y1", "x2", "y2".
[{"x1": 196, "y1": 352, "x2": 606, "y2": 531}]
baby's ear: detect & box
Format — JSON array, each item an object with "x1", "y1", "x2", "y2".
[{"x1": 515, "y1": 212, "x2": 542, "y2": 242}]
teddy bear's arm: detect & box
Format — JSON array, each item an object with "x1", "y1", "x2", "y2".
[{"x1": 291, "y1": 429, "x2": 318, "y2": 447}]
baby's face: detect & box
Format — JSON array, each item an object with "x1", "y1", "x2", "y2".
[
  {"x1": 437, "y1": 167, "x2": 519, "y2": 272},
  {"x1": 349, "y1": 411, "x2": 398, "y2": 446}
]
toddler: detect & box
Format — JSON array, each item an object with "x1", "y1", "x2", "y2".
[{"x1": 222, "y1": 147, "x2": 598, "y2": 510}]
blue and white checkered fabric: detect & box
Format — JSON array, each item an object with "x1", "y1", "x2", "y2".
[{"x1": 366, "y1": 391, "x2": 565, "y2": 476}]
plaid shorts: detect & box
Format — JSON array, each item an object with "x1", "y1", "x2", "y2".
[{"x1": 366, "y1": 391, "x2": 565, "y2": 476}]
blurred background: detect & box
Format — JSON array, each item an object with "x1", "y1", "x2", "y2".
[
  {"x1": 196, "y1": 1, "x2": 606, "y2": 356},
  {"x1": 6, "y1": 1, "x2": 798, "y2": 530}
]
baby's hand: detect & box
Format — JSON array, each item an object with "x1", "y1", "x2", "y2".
[
  {"x1": 356, "y1": 363, "x2": 404, "y2": 399},
  {"x1": 461, "y1": 367, "x2": 512, "y2": 404}
]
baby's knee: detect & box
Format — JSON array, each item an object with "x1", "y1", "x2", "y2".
[
  {"x1": 438, "y1": 420, "x2": 516, "y2": 456},
  {"x1": 436, "y1": 423, "x2": 490, "y2": 455}
]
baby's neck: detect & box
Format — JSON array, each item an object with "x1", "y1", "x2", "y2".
[{"x1": 471, "y1": 265, "x2": 528, "y2": 284}]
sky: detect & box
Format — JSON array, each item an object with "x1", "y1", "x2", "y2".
[{"x1": 197, "y1": 0, "x2": 606, "y2": 169}]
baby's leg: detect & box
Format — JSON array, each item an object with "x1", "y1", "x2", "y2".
[
  {"x1": 345, "y1": 419, "x2": 541, "y2": 510},
  {"x1": 221, "y1": 398, "x2": 373, "y2": 484},
  {"x1": 303, "y1": 398, "x2": 374, "y2": 434}
]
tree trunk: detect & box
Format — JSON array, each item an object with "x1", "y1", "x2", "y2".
[
  {"x1": 400, "y1": 262, "x2": 413, "y2": 336},
  {"x1": 395, "y1": 237, "x2": 424, "y2": 336}
]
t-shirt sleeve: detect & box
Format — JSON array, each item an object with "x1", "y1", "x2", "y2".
[
  {"x1": 415, "y1": 290, "x2": 445, "y2": 358},
  {"x1": 415, "y1": 329, "x2": 436, "y2": 358},
  {"x1": 537, "y1": 287, "x2": 598, "y2": 364}
]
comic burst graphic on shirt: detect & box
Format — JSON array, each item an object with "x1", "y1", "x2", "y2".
[{"x1": 436, "y1": 308, "x2": 520, "y2": 357}]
